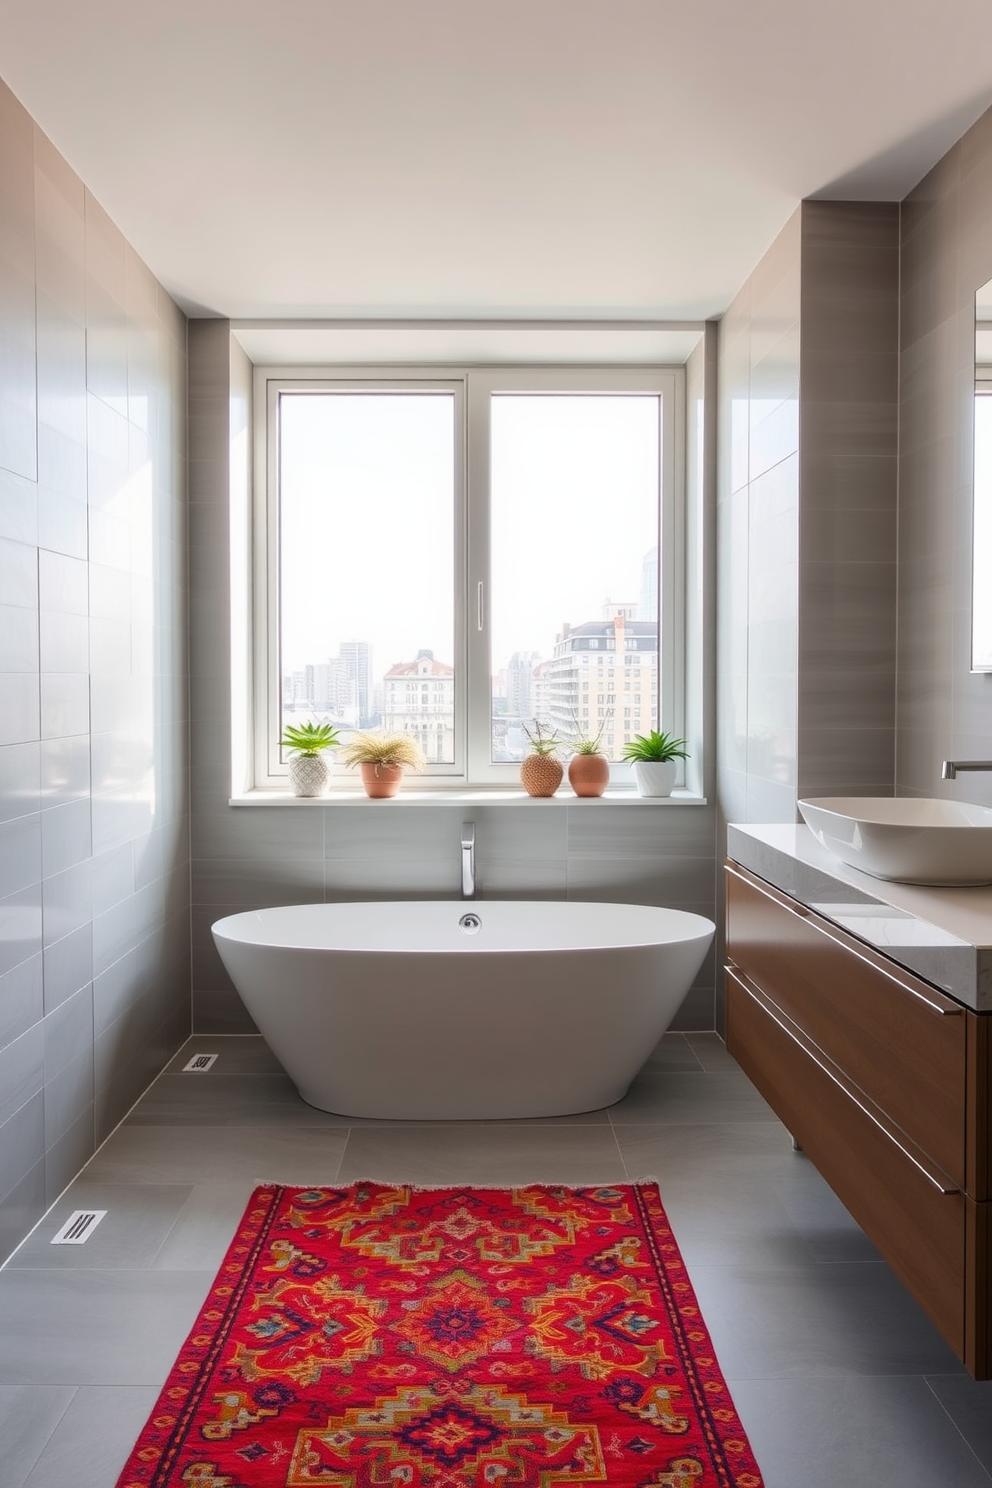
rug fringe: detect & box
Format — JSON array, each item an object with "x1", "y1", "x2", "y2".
[{"x1": 253, "y1": 1177, "x2": 665, "y2": 1192}]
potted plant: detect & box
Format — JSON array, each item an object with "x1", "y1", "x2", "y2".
[
  {"x1": 280, "y1": 719, "x2": 341, "y2": 797},
  {"x1": 567, "y1": 722, "x2": 610, "y2": 798},
  {"x1": 622, "y1": 729, "x2": 689, "y2": 797},
  {"x1": 520, "y1": 720, "x2": 564, "y2": 798},
  {"x1": 340, "y1": 729, "x2": 427, "y2": 798}
]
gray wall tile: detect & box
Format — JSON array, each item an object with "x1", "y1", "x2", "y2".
[
  {"x1": 0, "y1": 953, "x2": 43, "y2": 1052},
  {"x1": 0, "y1": 83, "x2": 190, "y2": 1260},
  {"x1": 716, "y1": 200, "x2": 899, "y2": 855}
]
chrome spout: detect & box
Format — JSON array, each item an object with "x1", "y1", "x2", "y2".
[
  {"x1": 941, "y1": 760, "x2": 992, "y2": 780},
  {"x1": 461, "y1": 822, "x2": 476, "y2": 900}
]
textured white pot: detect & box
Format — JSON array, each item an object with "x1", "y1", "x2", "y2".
[
  {"x1": 632, "y1": 760, "x2": 677, "y2": 797},
  {"x1": 288, "y1": 754, "x2": 331, "y2": 797}
]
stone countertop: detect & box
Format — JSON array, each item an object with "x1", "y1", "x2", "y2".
[{"x1": 727, "y1": 822, "x2": 992, "y2": 1012}]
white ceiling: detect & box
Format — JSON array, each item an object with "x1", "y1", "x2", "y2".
[{"x1": 2, "y1": 0, "x2": 992, "y2": 324}]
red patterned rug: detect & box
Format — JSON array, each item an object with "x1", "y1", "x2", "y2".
[{"x1": 116, "y1": 1182, "x2": 762, "y2": 1488}]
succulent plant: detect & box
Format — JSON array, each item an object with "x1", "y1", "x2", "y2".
[
  {"x1": 621, "y1": 729, "x2": 689, "y2": 763},
  {"x1": 279, "y1": 720, "x2": 341, "y2": 757}
]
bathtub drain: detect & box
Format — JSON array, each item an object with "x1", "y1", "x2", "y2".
[{"x1": 458, "y1": 913, "x2": 482, "y2": 934}]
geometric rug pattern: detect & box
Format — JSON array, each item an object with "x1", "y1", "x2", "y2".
[{"x1": 114, "y1": 1182, "x2": 763, "y2": 1487}]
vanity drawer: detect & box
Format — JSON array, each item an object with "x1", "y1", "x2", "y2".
[
  {"x1": 726, "y1": 963, "x2": 966, "y2": 1355},
  {"x1": 726, "y1": 864, "x2": 968, "y2": 1188}
]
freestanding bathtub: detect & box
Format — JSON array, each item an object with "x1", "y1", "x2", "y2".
[{"x1": 211, "y1": 901, "x2": 714, "y2": 1120}]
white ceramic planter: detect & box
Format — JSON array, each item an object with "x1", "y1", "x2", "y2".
[
  {"x1": 288, "y1": 754, "x2": 331, "y2": 797},
  {"x1": 632, "y1": 759, "x2": 677, "y2": 797}
]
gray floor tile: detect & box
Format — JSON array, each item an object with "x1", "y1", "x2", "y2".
[
  {"x1": 687, "y1": 1259, "x2": 967, "y2": 1378},
  {"x1": 336, "y1": 1122, "x2": 627, "y2": 1186},
  {"x1": 150, "y1": 1182, "x2": 262, "y2": 1270},
  {"x1": 0, "y1": 1025, "x2": 985, "y2": 1488},
  {"x1": 638, "y1": 1031, "x2": 705, "y2": 1072},
  {"x1": 613, "y1": 1119, "x2": 795, "y2": 1194},
  {"x1": 684, "y1": 1030, "x2": 740, "y2": 1070},
  {"x1": 80, "y1": 1124, "x2": 349, "y2": 1186},
  {"x1": 0, "y1": 1270, "x2": 214, "y2": 1385},
  {"x1": 607, "y1": 1068, "x2": 781, "y2": 1123},
  {"x1": 5, "y1": 1182, "x2": 193, "y2": 1269},
  {"x1": 23, "y1": 1386, "x2": 160, "y2": 1488},
  {"x1": 128, "y1": 1072, "x2": 355, "y2": 1125},
  {"x1": 165, "y1": 1034, "x2": 286, "y2": 1074},
  {"x1": 0, "y1": 1385, "x2": 75, "y2": 1488},
  {"x1": 136, "y1": 1069, "x2": 611, "y2": 1128},
  {"x1": 730, "y1": 1375, "x2": 992, "y2": 1488},
  {"x1": 926, "y1": 1374, "x2": 992, "y2": 1474},
  {"x1": 769, "y1": 1151, "x2": 885, "y2": 1263}
]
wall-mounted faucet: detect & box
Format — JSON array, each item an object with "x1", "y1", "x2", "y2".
[
  {"x1": 941, "y1": 760, "x2": 992, "y2": 780},
  {"x1": 461, "y1": 822, "x2": 477, "y2": 900}
]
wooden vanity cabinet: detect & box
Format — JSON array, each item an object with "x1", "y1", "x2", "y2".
[{"x1": 725, "y1": 860, "x2": 992, "y2": 1378}]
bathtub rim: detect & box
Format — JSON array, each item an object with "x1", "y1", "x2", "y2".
[{"x1": 211, "y1": 900, "x2": 716, "y2": 956}]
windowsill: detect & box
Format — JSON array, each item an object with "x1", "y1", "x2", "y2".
[{"x1": 229, "y1": 788, "x2": 707, "y2": 807}]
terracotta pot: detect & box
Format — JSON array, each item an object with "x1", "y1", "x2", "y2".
[
  {"x1": 360, "y1": 762, "x2": 404, "y2": 798},
  {"x1": 520, "y1": 754, "x2": 563, "y2": 798},
  {"x1": 568, "y1": 753, "x2": 609, "y2": 798}
]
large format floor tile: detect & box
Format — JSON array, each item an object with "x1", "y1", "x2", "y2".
[
  {"x1": 687, "y1": 1258, "x2": 966, "y2": 1378},
  {"x1": 1, "y1": 1030, "x2": 991, "y2": 1487},
  {"x1": 23, "y1": 1386, "x2": 160, "y2": 1488},
  {"x1": 336, "y1": 1121, "x2": 627, "y2": 1185},
  {"x1": 0, "y1": 1270, "x2": 215, "y2": 1385},
  {"x1": 729, "y1": 1375, "x2": 992, "y2": 1488},
  {"x1": 0, "y1": 1385, "x2": 75, "y2": 1488},
  {"x1": 5, "y1": 1182, "x2": 194, "y2": 1269},
  {"x1": 80, "y1": 1123, "x2": 349, "y2": 1186}
]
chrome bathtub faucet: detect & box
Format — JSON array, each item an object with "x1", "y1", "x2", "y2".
[
  {"x1": 941, "y1": 760, "x2": 992, "y2": 780},
  {"x1": 461, "y1": 821, "x2": 477, "y2": 900}
]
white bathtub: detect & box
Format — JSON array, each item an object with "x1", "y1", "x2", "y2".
[{"x1": 211, "y1": 901, "x2": 714, "y2": 1120}]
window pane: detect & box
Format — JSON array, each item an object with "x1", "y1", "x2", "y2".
[
  {"x1": 490, "y1": 394, "x2": 660, "y2": 762},
  {"x1": 279, "y1": 391, "x2": 455, "y2": 762}
]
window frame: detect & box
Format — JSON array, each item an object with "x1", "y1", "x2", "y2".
[{"x1": 251, "y1": 362, "x2": 685, "y2": 792}]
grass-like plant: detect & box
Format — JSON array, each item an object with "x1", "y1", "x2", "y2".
[
  {"x1": 622, "y1": 729, "x2": 689, "y2": 763},
  {"x1": 279, "y1": 720, "x2": 341, "y2": 757},
  {"x1": 339, "y1": 729, "x2": 427, "y2": 772},
  {"x1": 521, "y1": 719, "x2": 562, "y2": 757},
  {"x1": 568, "y1": 711, "x2": 609, "y2": 756}
]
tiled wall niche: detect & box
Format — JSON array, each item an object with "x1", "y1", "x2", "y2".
[
  {"x1": 187, "y1": 321, "x2": 719, "y2": 1037},
  {"x1": 0, "y1": 78, "x2": 190, "y2": 1261}
]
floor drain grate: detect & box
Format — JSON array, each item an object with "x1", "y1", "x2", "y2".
[
  {"x1": 182, "y1": 1053, "x2": 219, "y2": 1072},
  {"x1": 51, "y1": 1210, "x2": 107, "y2": 1245}
]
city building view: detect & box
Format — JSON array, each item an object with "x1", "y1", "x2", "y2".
[{"x1": 282, "y1": 548, "x2": 660, "y2": 763}]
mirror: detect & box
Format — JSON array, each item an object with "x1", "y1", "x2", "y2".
[{"x1": 974, "y1": 280, "x2": 992, "y2": 669}]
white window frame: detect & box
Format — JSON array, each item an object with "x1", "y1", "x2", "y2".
[{"x1": 251, "y1": 363, "x2": 684, "y2": 792}]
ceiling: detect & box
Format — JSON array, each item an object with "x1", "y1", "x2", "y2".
[{"x1": 2, "y1": 0, "x2": 992, "y2": 324}]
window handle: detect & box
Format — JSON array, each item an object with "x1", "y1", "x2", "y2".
[{"x1": 477, "y1": 581, "x2": 484, "y2": 632}]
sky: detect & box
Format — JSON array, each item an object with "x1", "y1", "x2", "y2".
[{"x1": 278, "y1": 389, "x2": 661, "y2": 681}]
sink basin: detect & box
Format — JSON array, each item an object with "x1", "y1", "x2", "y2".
[{"x1": 797, "y1": 796, "x2": 992, "y2": 885}]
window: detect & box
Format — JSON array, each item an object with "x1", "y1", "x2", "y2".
[{"x1": 252, "y1": 365, "x2": 683, "y2": 790}]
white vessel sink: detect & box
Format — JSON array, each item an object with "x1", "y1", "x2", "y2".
[{"x1": 797, "y1": 796, "x2": 992, "y2": 885}]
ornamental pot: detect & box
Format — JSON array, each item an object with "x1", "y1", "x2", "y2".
[
  {"x1": 631, "y1": 759, "x2": 677, "y2": 797},
  {"x1": 360, "y1": 762, "x2": 404, "y2": 799},
  {"x1": 568, "y1": 753, "x2": 610, "y2": 798},
  {"x1": 288, "y1": 754, "x2": 331, "y2": 798},
  {"x1": 520, "y1": 754, "x2": 564, "y2": 798}
]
